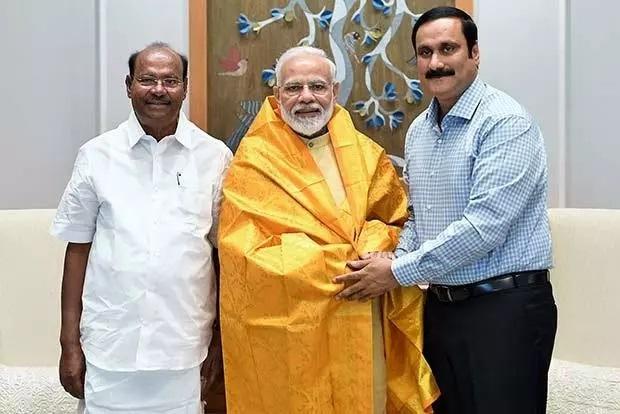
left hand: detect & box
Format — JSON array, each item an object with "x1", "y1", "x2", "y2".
[
  {"x1": 333, "y1": 257, "x2": 400, "y2": 301},
  {"x1": 201, "y1": 329, "x2": 224, "y2": 401}
]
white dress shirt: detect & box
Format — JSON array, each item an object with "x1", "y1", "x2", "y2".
[{"x1": 51, "y1": 111, "x2": 232, "y2": 371}]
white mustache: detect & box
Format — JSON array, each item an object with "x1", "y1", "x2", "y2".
[{"x1": 292, "y1": 104, "x2": 323, "y2": 115}]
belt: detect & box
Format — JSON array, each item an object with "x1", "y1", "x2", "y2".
[{"x1": 428, "y1": 270, "x2": 550, "y2": 303}]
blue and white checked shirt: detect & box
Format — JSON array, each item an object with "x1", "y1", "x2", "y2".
[{"x1": 392, "y1": 77, "x2": 552, "y2": 286}]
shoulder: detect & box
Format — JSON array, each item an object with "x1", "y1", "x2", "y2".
[
  {"x1": 78, "y1": 122, "x2": 128, "y2": 157},
  {"x1": 478, "y1": 84, "x2": 534, "y2": 126},
  {"x1": 403, "y1": 108, "x2": 431, "y2": 148},
  {"x1": 408, "y1": 109, "x2": 430, "y2": 132},
  {"x1": 187, "y1": 122, "x2": 233, "y2": 166},
  {"x1": 354, "y1": 130, "x2": 385, "y2": 155},
  {"x1": 472, "y1": 84, "x2": 545, "y2": 151},
  {"x1": 233, "y1": 127, "x2": 279, "y2": 159}
]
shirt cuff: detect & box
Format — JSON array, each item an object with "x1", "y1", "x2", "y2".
[
  {"x1": 391, "y1": 254, "x2": 426, "y2": 286},
  {"x1": 394, "y1": 247, "x2": 408, "y2": 258}
]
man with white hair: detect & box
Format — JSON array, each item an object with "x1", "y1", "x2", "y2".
[{"x1": 217, "y1": 46, "x2": 438, "y2": 413}]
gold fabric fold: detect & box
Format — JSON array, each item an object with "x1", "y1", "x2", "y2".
[{"x1": 218, "y1": 97, "x2": 438, "y2": 413}]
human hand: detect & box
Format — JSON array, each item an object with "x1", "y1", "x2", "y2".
[
  {"x1": 59, "y1": 344, "x2": 85, "y2": 399},
  {"x1": 201, "y1": 330, "x2": 224, "y2": 401},
  {"x1": 333, "y1": 257, "x2": 399, "y2": 301}
]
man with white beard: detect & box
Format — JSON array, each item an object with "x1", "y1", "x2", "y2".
[{"x1": 216, "y1": 46, "x2": 438, "y2": 414}]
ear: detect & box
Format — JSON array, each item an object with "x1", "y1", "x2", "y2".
[
  {"x1": 182, "y1": 78, "x2": 188, "y2": 100},
  {"x1": 125, "y1": 75, "x2": 133, "y2": 98},
  {"x1": 273, "y1": 85, "x2": 280, "y2": 101},
  {"x1": 471, "y1": 43, "x2": 480, "y2": 66},
  {"x1": 332, "y1": 82, "x2": 340, "y2": 103}
]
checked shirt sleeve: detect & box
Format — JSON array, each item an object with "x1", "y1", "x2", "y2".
[{"x1": 394, "y1": 157, "x2": 419, "y2": 258}]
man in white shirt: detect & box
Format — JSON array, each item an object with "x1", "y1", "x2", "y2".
[{"x1": 51, "y1": 42, "x2": 232, "y2": 413}]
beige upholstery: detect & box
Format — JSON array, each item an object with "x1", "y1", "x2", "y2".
[
  {"x1": 0, "y1": 209, "x2": 64, "y2": 366},
  {"x1": 549, "y1": 208, "x2": 620, "y2": 368},
  {"x1": 0, "y1": 209, "x2": 75, "y2": 412}
]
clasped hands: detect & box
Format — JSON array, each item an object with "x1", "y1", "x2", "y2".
[{"x1": 333, "y1": 251, "x2": 399, "y2": 301}]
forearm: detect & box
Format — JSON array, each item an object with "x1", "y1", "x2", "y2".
[
  {"x1": 394, "y1": 212, "x2": 418, "y2": 257},
  {"x1": 392, "y1": 216, "x2": 491, "y2": 285},
  {"x1": 60, "y1": 242, "x2": 91, "y2": 348}
]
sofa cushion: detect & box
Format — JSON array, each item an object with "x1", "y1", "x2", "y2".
[
  {"x1": 548, "y1": 358, "x2": 620, "y2": 414},
  {"x1": 0, "y1": 209, "x2": 65, "y2": 365},
  {"x1": 0, "y1": 365, "x2": 77, "y2": 413},
  {"x1": 549, "y1": 208, "x2": 620, "y2": 368}
]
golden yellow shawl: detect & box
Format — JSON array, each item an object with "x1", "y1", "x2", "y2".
[{"x1": 218, "y1": 97, "x2": 438, "y2": 413}]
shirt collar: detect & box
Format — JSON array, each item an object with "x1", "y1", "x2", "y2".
[
  {"x1": 425, "y1": 76, "x2": 485, "y2": 123},
  {"x1": 127, "y1": 110, "x2": 193, "y2": 149},
  {"x1": 298, "y1": 132, "x2": 331, "y2": 149}
]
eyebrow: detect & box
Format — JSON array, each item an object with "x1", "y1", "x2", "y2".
[
  {"x1": 418, "y1": 40, "x2": 460, "y2": 49},
  {"x1": 283, "y1": 78, "x2": 329, "y2": 86}
]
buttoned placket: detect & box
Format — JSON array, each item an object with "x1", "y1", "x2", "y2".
[
  {"x1": 137, "y1": 137, "x2": 166, "y2": 366},
  {"x1": 425, "y1": 123, "x2": 446, "y2": 215}
]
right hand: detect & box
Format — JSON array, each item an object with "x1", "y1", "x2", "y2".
[{"x1": 59, "y1": 344, "x2": 86, "y2": 399}]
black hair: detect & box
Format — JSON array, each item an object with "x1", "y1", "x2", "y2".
[
  {"x1": 128, "y1": 41, "x2": 188, "y2": 80},
  {"x1": 411, "y1": 7, "x2": 478, "y2": 57}
]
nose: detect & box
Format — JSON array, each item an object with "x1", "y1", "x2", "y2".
[
  {"x1": 298, "y1": 85, "x2": 316, "y2": 103},
  {"x1": 429, "y1": 52, "x2": 444, "y2": 70},
  {"x1": 151, "y1": 81, "x2": 166, "y2": 96}
]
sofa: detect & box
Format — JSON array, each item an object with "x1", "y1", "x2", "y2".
[
  {"x1": 1, "y1": 208, "x2": 619, "y2": 413},
  {"x1": 0, "y1": 209, "x2": 75, "y2": 413},
  {"x1": 546, "y1": 208, "x2": 620, "y2": 413}
]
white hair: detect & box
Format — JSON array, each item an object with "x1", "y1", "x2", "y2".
[{"x1": 274, "y1": 46, "x2": 337, "y2": 86}]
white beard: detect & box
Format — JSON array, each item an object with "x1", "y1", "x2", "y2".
[{"x1": 281, "y1": 102, "x2": 333, "y2": 137}]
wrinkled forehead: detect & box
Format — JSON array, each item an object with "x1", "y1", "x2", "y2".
[{"x1": 280, "y1": 55, "x2": 332, "y2": 85}]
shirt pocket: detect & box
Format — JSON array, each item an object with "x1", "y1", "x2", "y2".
[{"x1": 177, "y1": 182, "x2": 213, "y2": 237}]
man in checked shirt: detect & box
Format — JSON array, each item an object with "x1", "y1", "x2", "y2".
[{"x1": 335, "y1": 6, "x2": 556, "y2": 414}]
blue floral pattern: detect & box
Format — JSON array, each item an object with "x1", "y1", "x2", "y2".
[{"x1": 236, "y1": 0, "x2": 426, "y2": 131}]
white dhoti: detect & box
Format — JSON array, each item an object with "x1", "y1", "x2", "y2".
[{"x1": 77, "y1": 361, "x2": 202, "y2": 414}]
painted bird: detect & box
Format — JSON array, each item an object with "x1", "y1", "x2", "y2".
[
  {"x1": 344, "y1": 31, "x2": 361, "y2": 63},
  {"x1": 217, "y1": 46, "x2": 248, "y2": 77}
]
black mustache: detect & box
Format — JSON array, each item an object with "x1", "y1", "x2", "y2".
[{"x1": 425, "y1": 69, "x2": 455, "y2": 79}]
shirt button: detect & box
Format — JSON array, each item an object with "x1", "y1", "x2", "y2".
[
  {"x1": 308, "y1": 142, "x2": 314, "y2": 148},
  {"x1": 426, "y1": 205, "x2": 432, "y2": 210},
  {"x1": 154, "y1": 186, "x2": 159, "y2": 192},
  {"x1": 437, "y1": 139, "x2": 443, "y2": 144},
  {"x1": 429, "y1": 171, "x2": 435, "y2": 177}
]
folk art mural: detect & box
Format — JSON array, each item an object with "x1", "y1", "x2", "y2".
[{"x1": 192, "y1": 0, "x2": 459, "y2": 169}]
